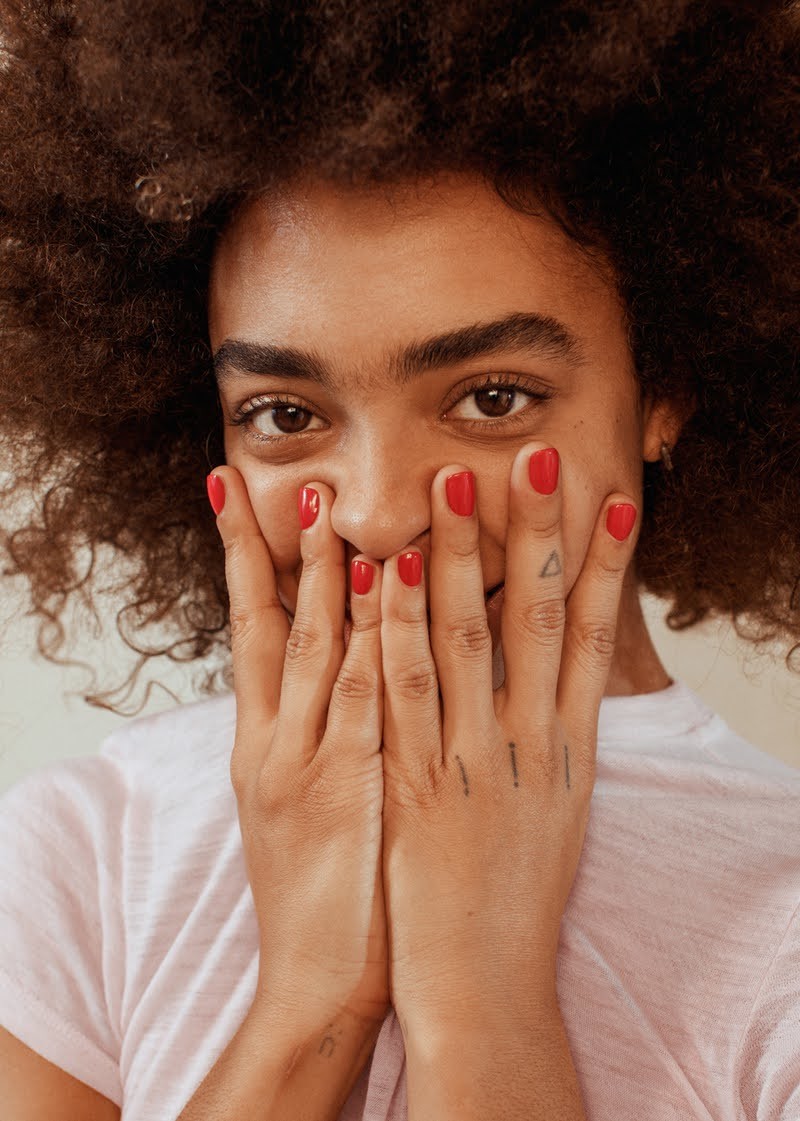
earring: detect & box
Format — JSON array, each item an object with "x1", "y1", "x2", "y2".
[
  {"x1": 203, "y1": 428, "x2": 215, "y2": 469},
  {"x1": 660, "y1": 442, "x2": 674, "y2": 472}
]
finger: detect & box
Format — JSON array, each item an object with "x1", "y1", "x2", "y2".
[
  {"x1": 557, "y1": 497, "x2": 638, "y2": 745},
  {"x1": 319, "y1": 555, "x2": 384, "y2": 763},
  {"x1": 499, "y1": 444, "x2": 565, "y2": 726},
  {"x1": 208, "y1": 465, "x2": 289, "y2": 740},
  {"x1": 272, "y1": 482, "x2": 348, "y2": 772},
  {"x1": 428, "y1": 467, "x2": 495, "y2": 746},
  {"x1": 381, "y1": 548, "x2": 442, "y2": 781}
]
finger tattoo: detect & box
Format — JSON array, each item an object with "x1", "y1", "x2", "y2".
[
  {"x1": 455, "y1": 753, "x2": 470, "y2": 797},
  {"x1": 564, "y1": 743, "x2": 571, "y2": 790},
  {"x1": 508, "y1": 741, "x2": 519, "y2": 787},
  {"x1": 539, "y1": 549, "x2": 562, "y2": 578}
]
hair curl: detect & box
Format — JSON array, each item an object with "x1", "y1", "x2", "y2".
[{"x1": 0, "y1": 0, "x2": 798, "y2": 716}]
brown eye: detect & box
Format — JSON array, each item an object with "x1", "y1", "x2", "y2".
[
  {"x1": 253, "y1": 404, "x2": 314, "y2": 435},
  {"x1": 471, "y1": 386, "x2": 518, "y2": 418},
  {"x1": 446, "y1": 375, "x2": 553, "y2": 424},
  {"x1": 228, "y1": 394, "x2": 326, "y2": 444}
]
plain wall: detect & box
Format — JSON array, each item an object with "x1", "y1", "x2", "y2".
[{"x1": 1, "y1": 585, "x2": 799, "y2": 795}]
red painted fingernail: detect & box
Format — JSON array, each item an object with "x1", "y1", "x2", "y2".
[
  {"x1": 446, "y1": 471, "x2": 475, "y2": 517},
  {"x1": 207, "y1": 473, "x2": 226, "y2": 516},
  {"x1": 529, "y1": 448, "x2": 560, "y2": 494},
  {"x1": 606, "y1": 503, "x2": 637, "y2": 541},
  {"x1": 398, "y1": 551, "x2": 423, "y2": 587},
  {"x1": 298, "y1": 486, "x2": 320, "y2": 529},
  {"x1": 351, "y1": 559, "x2": 374, "y2": 595}
]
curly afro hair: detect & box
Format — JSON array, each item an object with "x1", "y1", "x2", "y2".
[{"x1": 0, "y1": 0, "x2": 798, "y2": 716}]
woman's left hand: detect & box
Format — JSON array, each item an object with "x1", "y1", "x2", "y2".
[{"x1": 379, "y1": 442, "x2": 638, "y2": 1044}]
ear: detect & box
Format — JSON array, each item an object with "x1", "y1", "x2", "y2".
[{"x1": 641, "y1": 394, "x2": 693, "y2": 462}]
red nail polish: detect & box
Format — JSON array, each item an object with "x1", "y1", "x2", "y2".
[
  {"x1": 298, "y1": 486, "x2": 320, "y2": 529},
  {"x1": 398, "y1": 551, "x2": 423, "y2": 587},
  {"x1": 207, "y1": 473, "x2": 225, "y2": 516},
  {"x1": 606, "y1": 503, "x2": 637, "y2": 541},
  {"x1": 351, "y1": 559, "x2": 374, "y2": 595},
  {"x1": 529, "y1": 448, "x2": 560, "y2": 494},
  {"x1": 446, "y1": 471, "x2": 475, "y2": 517}
]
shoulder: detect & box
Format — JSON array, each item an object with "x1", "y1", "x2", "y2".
[
  {"x1": 97, "y1": 689, "x2": 237, "y2": 786},
  {"x1": 598, "y1": 677, "x2": 800, "y2": 786},
  {"x1": 0, "y1": 690, "x2": 238, "y2": 847}
]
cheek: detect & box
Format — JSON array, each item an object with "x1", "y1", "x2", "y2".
[
  {"x1": 242, "y1": 470, "x2": 303, "y2": 573},
  {"x1": 559, "y1": 430, "x2": 642, "y2": 592},
  {"x1": 561, "y1": 482, "x2": 600, "y2": 594},
  {"x1": 475, "y1": 478, "x2": 512, "y2": 583},
  {"x1": 560, "y1": 436, "x2": 619, "y2": 591}
]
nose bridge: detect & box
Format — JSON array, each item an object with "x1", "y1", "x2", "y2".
[{"x1": 327, "y1": 428, "x2": 434, "y2": 561}]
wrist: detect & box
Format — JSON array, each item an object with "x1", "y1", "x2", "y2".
[
  {"x1": 249, "y1": 991, "x2": 386, "y2": 1064},
  {"x1": 402, "y1": 1000, "x2": 585, "y2": 1121},
  {"x1": 398, "y1": 984, "x2": 561, "y2": 1063}
]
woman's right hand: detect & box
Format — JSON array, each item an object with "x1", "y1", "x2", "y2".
[{"x1": 209, "y1": 467, "x2": 390, "y2": 1034}]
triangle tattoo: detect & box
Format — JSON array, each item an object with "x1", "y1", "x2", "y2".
[{"x1": 539, "y1": 549, "x2": 562, "y2": 578}]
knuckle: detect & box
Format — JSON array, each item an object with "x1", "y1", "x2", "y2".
[
  {"x1": 441, "y1": 615, "x2": 492, "y2": 658},
  {"x1": 228, "y1": 602, "x2": 270, "y2": 647},
  {"x1": 446, "y1": 535, "x2": 480, "y2": 562},
  {"x1": 284, "y1": 620, "x2": 329, "y2": 666},
  {"x1": 230, "y1": 742, "x2": 261, "y2": 802},
  {"x1": 222, "y1": 532, "x2": 249, "y2": 560},
  {"x1": 517, "y1": 598, "x2": 566, "y2": 643},
  {"x1": 518, "y1": 505, "x2": 561, "y2": 539},
  {"x1": 331, "y1": 666, "x2": 378, "y2": 702},
  {"x1": 228, "y1": 607, "x2": 254, "y2": 646},
  {"x1": 594, "y1": 551, "x2": 627, "y2": 582},
  {"x1": 573, "y1": 619, "x2": 617, "y2": 663},
  {"x1": 347, "y1": 614, "x2": 381, "y2": 638},
  {"x1": 252, "y1": 762, "x2": 288, "y2": 814},
  {"x1": 223, "y1": 530, "x2": 267, "y2": 571},
  {"x1": 298, "y1": 549, "x2": 328, "y2": 575},
  {"x1": 229, "y1": 718, "x2": 274, "y2": 801},
  {"x1": 392, "y1": 666, "x2": 438, "y2": 700},
  {"x1": 229, "y1": 750, "x2": 248, "y2": 798},
  {"x1": 534, "y1": 512, "x2": 562, "y2": 538}
]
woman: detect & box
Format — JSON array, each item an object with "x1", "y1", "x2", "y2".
[{"x1": 0, "y1": 2, "x2": 798, "y2": 1120}]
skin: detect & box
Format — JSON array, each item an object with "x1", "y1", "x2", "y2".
[{"x1": 208, "y1": 172, "x2": 684, "y2": 696}]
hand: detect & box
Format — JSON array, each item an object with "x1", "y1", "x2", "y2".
[
  {"x1": 210, "y1": 468, "x2": 391, "y2": 1034},
  {"x1": 378, "y1": 444, "x2": 638, "y2": 1041}
]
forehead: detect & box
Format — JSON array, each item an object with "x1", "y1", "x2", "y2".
[{"x1": 207, "y1": 174, "x2": 623, "y2": 358}]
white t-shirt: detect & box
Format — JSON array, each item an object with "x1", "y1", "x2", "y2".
[{"x1": 0, "y1": 672, "x2": 798, "y2": 1120}]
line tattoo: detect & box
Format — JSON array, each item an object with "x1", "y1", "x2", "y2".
[
  {"x1": 539, "y1": 549, "x2": 562, "y2": 578},
  {"x1": 508, "y1": 741, "x2": 519, "y2": 787},
  {"x1": 564, "y1": 743, "x2": 571, "y2": 790},
  {"x1": 454, "y1": 753, "x2": 470, "y2": 796}
]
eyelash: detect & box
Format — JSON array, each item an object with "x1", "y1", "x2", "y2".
[{"x1": 228, "y1": 372, "x2": 555, "y2": 446}]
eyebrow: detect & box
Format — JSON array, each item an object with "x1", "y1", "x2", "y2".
[{"x1": 213, "y1": 310, "x2": 587, "y2": 392}]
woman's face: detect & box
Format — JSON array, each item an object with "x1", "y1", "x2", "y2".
[{"x1": 208, "y1": 174, "x2": 670, "y2": 648}]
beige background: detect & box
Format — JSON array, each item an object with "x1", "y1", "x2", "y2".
[{"x1": 1, "y1": 583, "x2": 799, "y2": 795}]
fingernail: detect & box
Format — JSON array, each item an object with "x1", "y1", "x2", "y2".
[
  {"x1": 207, "y1": 473, "x2": 226, "y2": 516},
  {"x1": 606, "y1": 503, "x2": 637, "y2": 541},
  {"x1": 529, "y1": 448, "x2": 560, "y2": 494},
  {"x1": 351, "y1": 559, "x2": 374, "y2": 595},
  {"x1": 298, "y1": 486, "x2": 320, "y2": 529},
  {"x1": 446, "y1": 471, "x2": 475, "y2": 517},
  {"x1": 398, "y1": 551, "x2": 423, "y2": 587}
]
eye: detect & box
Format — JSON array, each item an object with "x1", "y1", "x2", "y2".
[
  {"x1": 228, "y1": 372, "x2": 554, "y2": 446},
  {"x1": 444, "y1": 373, "x2": 553, "y2": 423},
  {"x1": 228, "y1": 394, "x2": 326, "y2": 443}
]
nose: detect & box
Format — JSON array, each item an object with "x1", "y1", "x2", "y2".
[{"x1": 326, "y1": 440, "x2": 436, "y2": 564}]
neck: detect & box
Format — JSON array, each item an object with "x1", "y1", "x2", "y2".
[{"x1": 602, "y1": 570, "x2": 672, "y2": 697}]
